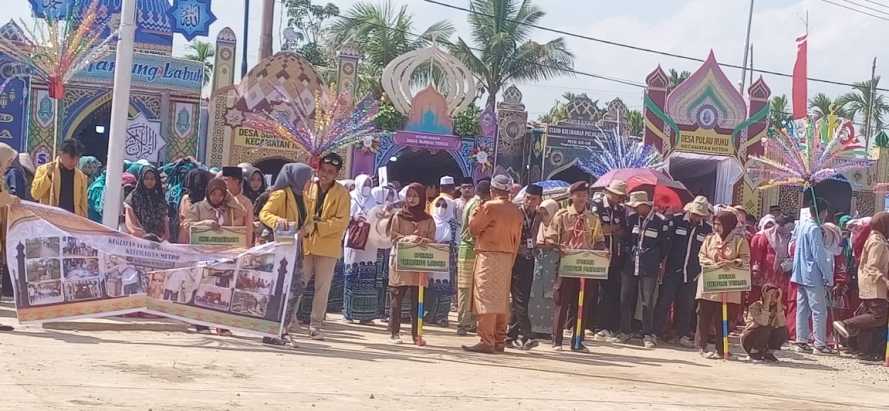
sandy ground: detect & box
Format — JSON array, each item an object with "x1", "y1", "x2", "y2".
[{"x1": 1, "y1": 303, "x2": 888, "y2": 411}]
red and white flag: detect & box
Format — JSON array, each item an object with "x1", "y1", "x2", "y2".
[{"x1": 792, "y1": 34, "x2": 808, "y2": 119}]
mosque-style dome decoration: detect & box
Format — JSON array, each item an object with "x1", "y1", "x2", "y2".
[
  {"x1": 665, "y1": 51, "x2": 747, "y2": 131},
  {"x1": 381, "y1": 46, "x2": 477, "y2": 117}
]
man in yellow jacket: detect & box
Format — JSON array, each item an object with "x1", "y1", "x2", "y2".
[
  {"x1": 303, "y1": 152, "x2": 350, "y2": 340},
  {"x1": 31, "y1": 139, "x2": 88, "y2": 217}
]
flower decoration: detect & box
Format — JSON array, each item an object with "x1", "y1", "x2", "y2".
[{"x1": 471, "y1": 146, "x2": 492, "y2": 172}]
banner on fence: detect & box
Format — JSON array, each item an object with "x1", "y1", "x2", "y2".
[{"x1": 5, "y1": 203, "x2": 298, "y2": 337}]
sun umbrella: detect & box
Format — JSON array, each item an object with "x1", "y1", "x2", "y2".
[
  {"x1": 513, "y1": 180, "x2": 569, "y2": 203},
  {"x1": 593, "y1": 168, "x2": 692, "y2": 212}
]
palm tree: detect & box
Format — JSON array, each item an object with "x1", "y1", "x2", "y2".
[
  {"x1": 769, "y1": 94, "x2": 790, "y2": 131},
  {"x1": 328, "y1": 1, "x2": 455, "y2": 95},
  {"x1": 809, "y1": 93, "x2": 848, "y2": 118},
  {"x1": 627, "y1": 110, "x2": 643, "y2": 136},
  {"x1": 667, "y1": 69, "x2": 691, "y2": 92},
  {"x1": 184, "y1": 41, "x2": 215, "y2": 86},
  {"x1": 837, "y1": 77, "x2": 889, "y2": 145},
  {"x1": 450, "y1": 0, "x2": 574, "y2": 109}
]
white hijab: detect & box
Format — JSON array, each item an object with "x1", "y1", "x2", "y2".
[
  {"x1": 350, "y1": 174, "x2": 375, "y2": 216},
  {"x1": 431, "y1": 196, "x2": 454, "y2": 242}
]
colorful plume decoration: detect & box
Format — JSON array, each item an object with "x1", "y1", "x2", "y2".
[
  {"x1": 581, "y1": 128, "x2": 664, "y2": 177},
  {"x1": 748, "y1": 116, "x2": 874, "y2": 189},
  {"x1": 244, "y1": 85, "x2": 381, "y2": 166},
  {"x1": 0, "y1": 0, "x2": 116, "y2": 98}
]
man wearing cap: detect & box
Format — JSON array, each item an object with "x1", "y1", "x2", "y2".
[
  {"x1": 654, "y1": 195, "x2": 713, "y2": 348},
  {"x1": 463, "y1": 175, "x2": 523, "y2": 353},
  {"x1": 302, "y1": 152, "x2": 351, "y2": 340},
  {"x1": 222, "y1": 166, "x2": 255, "y2": 235},
  {"x1": 456, "y1": 180, "x2": 491, "y2": 336},
  {"x1": 590, "y1": 180, "x2": 628, "y2": 342},
  {"x1": 506, "y1": 182, "x2": 543, "y2": 350},
  {"x1": 613, "y1": 191, "x2": 670, "y2": 348},
  {"x1": 545, "y1": 181, "x2": 604, "y2": 352}
]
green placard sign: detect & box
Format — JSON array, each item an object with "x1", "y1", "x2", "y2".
[
  {"x1": 395, "y1": 243, "x2": 450, "y2": 272},
  {"x1": 190, "y1": 226, "x2": 248, "y2": 248},
  {"x1": 702, "y1": 265, "x2": 751, "y2": 293},
  {"x1": 558, "y1": 249, "x2": 610, "y2": 279}
]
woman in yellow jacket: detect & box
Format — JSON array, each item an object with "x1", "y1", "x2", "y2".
[
  {"x1": 259, "y1": 163, "x2": 313, "y2": 345},
  {"x1": 31, "y1": 139, "x2": 88, "y2": 217}
]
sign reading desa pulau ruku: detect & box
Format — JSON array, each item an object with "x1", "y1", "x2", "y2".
[{"x1": 73, "y1": 53, "x2": 204, "y2": 93}]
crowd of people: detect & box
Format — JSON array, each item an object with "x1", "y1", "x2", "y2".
[{"x1": 0, "y1": 139, "x2": 887, "y2": 365}]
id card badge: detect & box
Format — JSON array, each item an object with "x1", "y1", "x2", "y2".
[{"x1": 526, "y1": 238, "x2": 534, "y2": 249}]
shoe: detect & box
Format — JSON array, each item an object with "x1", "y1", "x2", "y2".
[
  {"x1": 509, "y1": 340, "x2": 524, "y2": 350},
  {"x1": 193, "y1": 325, "x2": 212, "y2": 334},
  {"x1": 523, "y1": 339, "x2": 540, "y2": 351},
  {"x1": 216, "y1": 328, "x2": 233, "y2": 337},
  {"x1": 812, "y1": 346, "x2": 836, "y2": 355},
  {"x1": 456, "y1": 328, "x2": 468, "y2": 336},
  {"x1": 832, "y1": 321, "x2": 850, "y2": 339},
  {"x1": 643, "y1": 335, "x2": 656, "y2": 349},
  {"x1": 762, "y1": 352, "x2": 779, "y2": 363},
  {"x1": 414, "y1": 337, "x2": 427, "y2": 347},
  {"x1": 388, "y1": 335, "x2": 403, "y2": 345},
  {"x1": 308, "y1": 328, "x2": 325, "y2": 341},
  {"x1": 553, "y1": 345, "x2": 564, "y2": 352},
  {"x1": 462, "y1": 343, "x2": 495, "y2": 354},
  {"x1": 0, "y1": 325, "x2": 13, "y2": 331},
  {"x1": 678, "y1": 336, "x2": 695, "y2": 349},
  {"x1": 593, "y1": 329, "x2": 613, "y2": 342},
  {"x1": 792, "y1": 343, "x2": 813, "y2": 353},
  {"x1": 263, "y1": 337, "x2": 285, "y2": 346},
  {"x1": 747, "y1": 352, "x2": 764, "y2": 363},
  {"x1": 607, "y1": 333, "x2": 631, "y2": 344},
  {"x1": 699, "y1": 350, "x2": 713, "y2": 359},
  {"x1": 856, "y1": 353, "x2": 882, "y2": 362},
  {"x1": 494, "y1": 343, "x2": 506, "y2": 353},
  {"x1": 571, "y1": 344, "x2": 590, "y2": 353}
]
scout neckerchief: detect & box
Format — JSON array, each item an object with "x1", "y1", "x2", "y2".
[{"x1": 568, "y1": 206, "x2": 588, "y2": 249}]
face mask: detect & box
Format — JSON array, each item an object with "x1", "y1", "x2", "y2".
[
  {"x1": 361, "y1": 186, "x2": 371, "y2": 196},
  {"x1": 434, "y1": 206, "x2": 448, "y2": 218}
]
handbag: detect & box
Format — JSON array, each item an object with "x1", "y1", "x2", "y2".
[{"x1": 346, "y1": 218, "x2": 370, "y2": 250}]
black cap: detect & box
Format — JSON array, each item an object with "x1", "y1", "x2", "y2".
[
  {"x1": 526, "y1": 183, "x2": 543, "y2": 196},
  {"x1": 222, "y1": 166, "x2": 243, "y2": 179},
  {"x1": 461, "y1": 177, "x2": 474, "y2": 185},
  {"x1": 320, "y1": 152, "x2": 344, "y2": 170},
  {"x1": 569, "y1": 181, "x2": 589, "y2": 194},
  {"x1": 476, "y1": 180, "x2": 491, "y2": 196}
]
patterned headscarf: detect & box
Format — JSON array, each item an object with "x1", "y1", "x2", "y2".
[{"x1": 124, "y1": 166, "x2": 168, "y2": 237}]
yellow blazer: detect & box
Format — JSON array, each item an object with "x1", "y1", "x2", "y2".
[{"x1": 31, "y1": 159, "x2": 88, "y2": 217}]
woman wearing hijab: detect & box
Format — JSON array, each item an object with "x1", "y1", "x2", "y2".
[
  {"x1": 78, "y1": 156, "x2": 103, "y2": 186},
  {"x1": 425, "y1": 196, "x2": 457, "y2": 326},
  {"x1": 124, "y1": 166, "x2": 169, "y2": 241},
  {"x1": 741, "y1": 284, "x2": 787, "y2": 362},
  {"x1": 750, "y1": 215, "x2": 793, "y2": 307},
  {"x1": 0, "y1": 143, "x2": 20, "y2": 329},
  {"x1": 178, "y1": 169, "x2": 213, "y2": 244},
  {"x1": 184, "y1": 178, "x2": 253, "y2": 246},
  {"x1": 241, "y1": 165, "x2": 268, "y2": 204},
  {"x1": 5, "y1": 153, "x2": 35, "y2": 201},
  {"x1": 528, "y1": 199, "x2": 561, "y2": 336},
  {"x1": 833, "y1": 212, "x2": 889, "y2": 361},
  {"x1": 386, "y1": 183, "x2": 436, "y2": 345},
  {"x1": 696, "y1": 210, "x2": 750, "y2": 359},
  {"x1": 342, "y1": 175, "x2": 383, "y2": 323},
  {"x1": 258, "y1": 163, "x2": 313, "y2": 345},
  {"x1": 367, "y1": 186, "x2": 397, "y2": 320}
]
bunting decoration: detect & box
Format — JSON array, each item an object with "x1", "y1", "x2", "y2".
[
  {"x1": 747, "y1": 116, "x2": 874, "y2": 190},
  {"x1": 0, "y1": 0, "x2": 116, "y2": 98},
  {"x1": 581, "y1": 127, "x2": 664, "y2": 177},
  {"x1": 244, "y1": 85, "x2": 381, "y2": 167}
]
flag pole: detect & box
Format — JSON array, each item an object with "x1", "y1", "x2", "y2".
[{"x1": 101, "y1": 0, "x2": 136, "y2": 229}]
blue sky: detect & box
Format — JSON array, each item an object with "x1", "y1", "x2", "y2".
[{"x1": 5, "y1": 0, "x2": 886, "y2": 119}]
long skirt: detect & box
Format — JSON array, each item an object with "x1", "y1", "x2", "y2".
[
  {"x1": 529, "y1": 248, "x2": 558, "y2": 335},
  {"x1": 424, "y1": 270, "x2": 452, "y2": 326},
  {"x1": 376, "y1": 248, "x2": 391, "y2": 319},
  {"x1": 343, "y1": 245, "x2": 381, "y2": 322}
]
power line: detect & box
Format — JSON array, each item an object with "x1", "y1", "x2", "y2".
[
  {"x1": 332, "y1": 11, "x2": 645, "y2": 89},
  {"x1": 838, "y1": 0, "x2": 889, "y2": 16},
  {"x1": 823, "y1": 0, "x2": 889, "y2": 20},
  {"x1": 423, "y1": 0, "x2": 889, "y2": 92},
  {"x1": 859, "y1": 0, "x2": 889, "y2": 11}
]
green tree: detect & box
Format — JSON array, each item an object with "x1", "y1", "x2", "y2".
[
  {"x1": 769, "y1": 94, "x2": 790, "y2": 133},
  {"x1": 184, "y1": 40, "x2": 215, "y2": 85},
  {"x1": 450, "y1": 0, "x2": 574, "y2": 108},
  {"x1": 454, "y1": 103, "x2": 482, "y2": 137},
  {"x1": 809, "y1": 93, "x2": 848, "y2": 118},
  {"x1": 282, "y1": 0, "x2": 340, "y2": 67},
  {"x1": 627, "y1": 109, "x2": 643, "y2": 136},
  {"x1": 329, "y1": 1, "x2": 455, "y2": 96},
  {"x1": 667, "y1": 68, "x2": 691, "y2": 92},
  {"x1": 837, "y1": 77, "x2": 889, "y2": 144}
]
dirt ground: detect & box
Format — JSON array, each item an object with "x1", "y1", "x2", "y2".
[{"x1": 1, "y1": 303, "x2": 888, "y2": 411}]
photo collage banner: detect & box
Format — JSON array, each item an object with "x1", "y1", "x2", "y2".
[{"x1": 5, "y1": 202, "x2": 299, "y2": 337}]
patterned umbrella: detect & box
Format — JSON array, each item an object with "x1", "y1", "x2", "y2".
[
  {"x1": 513, "y1": 180, "x2": 569, "y2": 203},
  {"x1": 593, "y1": 168, "x2": 692, "y2": 212}
]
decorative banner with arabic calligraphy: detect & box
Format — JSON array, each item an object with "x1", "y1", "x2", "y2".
[
  {"x1": 126, "y1": 112, "x2": 166, "y2": 162},
  {"x1": 5, "y1": 202, "x2": 299, "y2": 337}
]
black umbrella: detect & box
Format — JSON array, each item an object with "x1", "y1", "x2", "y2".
[{"x1": 803, "y1": 174, "x2": 852, "y2": 216}]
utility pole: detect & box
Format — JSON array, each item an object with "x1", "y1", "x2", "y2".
[
  {"x1": 241, "y1": 0, "x2": 250, "y2": 78},
  {"x1": 739, "y1": 0, "x2": 754, "y2": 94},
  {"x1": 102, "y1": 0, "x2": 136, "y2": 229},
  {"x1": 865, "y1": 57, "x2": 877, "y2": 150},
  {"x1": 259, "y1": 0, "x2": 274, "y2": 60},
  {"x1": 749, "y1": 44, "x2": 754, "y2": 88}
]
